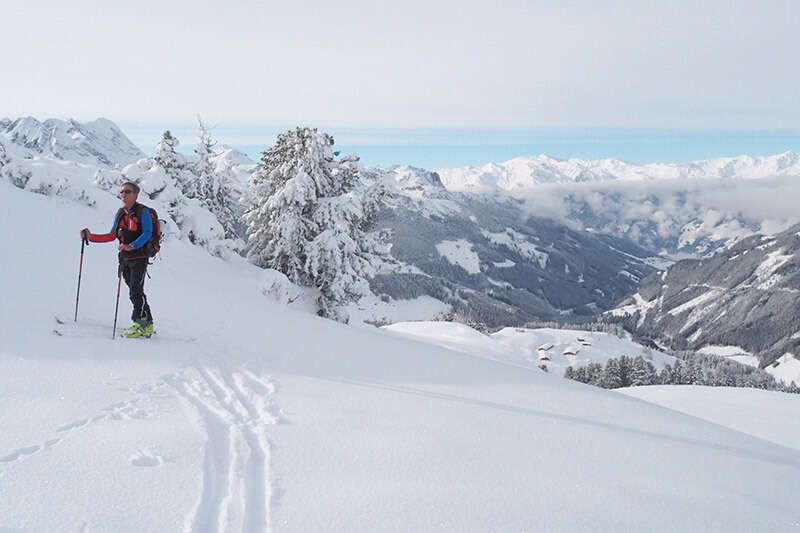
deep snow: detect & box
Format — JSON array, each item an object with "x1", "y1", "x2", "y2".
[
  {"x1": 620, "y1": 386, "x2": 800, "y2": 451},
  {"x1": 2, "y1": 182, "x2": 800, "y2": 531}
]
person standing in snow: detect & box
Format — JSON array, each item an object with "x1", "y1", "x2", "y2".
[{"x1": 80, "y1": 181, "x2": 155, "y2": 338}]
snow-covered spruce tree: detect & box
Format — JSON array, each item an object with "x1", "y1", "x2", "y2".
[
  {"x1": 602, "y1": 358, "x2": 624, "y2": 388},
  {"x1": 154, "y1": 130, "x2": 188, "y2": 190},
  {"x1": 244, "y1": 127, "x2": 385, "y2": 320},
  {"x1": 629, "y1": 356, "x2": 657, "y2": 386},
  {"x1": 188, "y1": 117, "x2": 241, "y2": 240}
]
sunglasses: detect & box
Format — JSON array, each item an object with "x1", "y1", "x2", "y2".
[{"x1": 120, "y1": 189, "x2": 136, "y2": 195}]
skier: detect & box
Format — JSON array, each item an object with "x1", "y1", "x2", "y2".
[{"x1": 80, "y1": 181, "x2": 155, "y2": 338}]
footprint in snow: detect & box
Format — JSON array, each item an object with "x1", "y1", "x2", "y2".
[{"x1": 130, "y1": 447, "x2": 168, "y2": 467}]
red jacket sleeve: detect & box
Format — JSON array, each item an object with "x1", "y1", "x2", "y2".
[
  {"x1": 88, "y1": 231, "x2": 117, "y2": 243},
  {"x1": 88, "y1": 212, "x2": 121, "y2": 243}
]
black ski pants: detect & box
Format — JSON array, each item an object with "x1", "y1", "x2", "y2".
[{"x1": 121, "y1": 259, "x2": 153, "y2": 323}]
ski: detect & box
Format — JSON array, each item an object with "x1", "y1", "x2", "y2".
[
  {"x1": 53, "y1": 315, "x2": 115, "y2": 339},
  {"x1": 52, "y1": 315, "x2": 194, "y2": 343},
  {"x1": 53, "y1": 315, "x2": 66, "y2": 336}
]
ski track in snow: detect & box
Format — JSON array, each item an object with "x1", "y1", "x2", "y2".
[
  {"x1": 167, "y1": 361, "x2": 279, "y2": 533},
  {"x1": 0, "y1": 356, "x2": 281, "y2": 533}
]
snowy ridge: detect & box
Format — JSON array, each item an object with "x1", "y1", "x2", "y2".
[
  {"x1": 438, "y1": 151, "x2": 800, "y2": 193},
  {"x1": 383, "y1": 165, "x2": 461, "y2": 218},
  {"x1": 0, "y1": 117, "x2": 145, "y2": 168}
]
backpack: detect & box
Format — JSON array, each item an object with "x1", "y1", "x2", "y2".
[{"x1": 136, "y1": 204, "x2": 162, "y2": 258}]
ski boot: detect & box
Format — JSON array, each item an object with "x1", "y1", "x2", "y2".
[{"x1": 123, "y1": 319, "x2": 155, "y2": 339}]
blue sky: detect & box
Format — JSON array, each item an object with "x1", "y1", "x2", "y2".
[{"x1": 124, "y1": 123, "x2": 800, "y2": 169}]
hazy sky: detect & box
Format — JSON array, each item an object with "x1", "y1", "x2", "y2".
[{"x1": 2, "y1": 0, "x2": 799, "y2": 130}]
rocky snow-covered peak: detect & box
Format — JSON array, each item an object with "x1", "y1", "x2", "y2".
[
  {"x1": 0, "y1": 116, "x2": 145, "y2": 169},
  {"x1": 387, "y1": 165, "x2": 447, "y2": 194}
]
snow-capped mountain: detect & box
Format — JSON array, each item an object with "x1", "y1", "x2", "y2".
[
  {"x1": 610, "y1": 222, "x2": 800, "y2": 378},
  {"x1": 438, "y1": 151, "x2": 800, "y2": 193},
  {"x1": 437, "y1": 153, "x2": 800, "y2": 257},
  {"x1": 0, "y1": 117, "x2": 145, "y2": 168},
  {"x1": 367, "y1": 166, "x2": 662, "y2": 326}
]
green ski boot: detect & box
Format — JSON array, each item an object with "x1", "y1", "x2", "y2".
[{"x1": 123, "y1": 319, "x2": 155, "y2": 339}]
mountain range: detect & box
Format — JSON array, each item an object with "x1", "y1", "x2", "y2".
[
  {"x1": 438, "y1": 151, "x2": 800, "y2": 192},
  {"x1": 439, "y1": 153, "x2": 800, "y2": 257}
]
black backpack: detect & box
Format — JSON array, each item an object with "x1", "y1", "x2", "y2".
[
  {"x1": 114, "y1": 203, "x2": 163, "y2": 258},
  {"x1": 131, "y1": 204, "x2": 162, "y2": 258}
]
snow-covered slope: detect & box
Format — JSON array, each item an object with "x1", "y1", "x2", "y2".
[
  {"x1": 382, "y1": 321, "x2": 675, "y2": 373},
  {"x1": 0, "y1": 117, "x2": 145, "y2": 168},
  {"x1": 619, "y1": 386, "x2": 800, "y2": 451},
  {"x1": 767, "y1": 353, "x2": 800, "y2": 387},
  {"x1": 438, "y1": 151, "x2": 800, "y2": 193},
  {"x1": 4, "y1": 183, "x2": 800, "y2": 531}
]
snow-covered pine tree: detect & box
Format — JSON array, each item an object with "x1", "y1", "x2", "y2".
[
  {"x1": 602, "y1": 358, "x2": 624, "y2": 388},
  {"x1": 185, "y1": 118, "x2": 214, "y2": 200},
  {"x1": 571, "y1": 366, "x2": 588, "y2": 383},
  {"x1": 154, "y1": 130, "x2": 188, "y2": 190},
  {"x1": 244, "y1": 127, "x2": 386, "y2": 320},
  {"x1": 586, "y1": 362, "x2": 605, "y2": 387},
  {"x1": 630, "y1": 355, "x2": 657, "y2": 386},
  {"x1": 189, "y1": 117, "x2": 241, "y2": 241}
]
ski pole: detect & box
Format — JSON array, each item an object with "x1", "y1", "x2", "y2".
[
  {"x1": 112, "y1": 268, "x2": 122, "y2": 339},
  {"x1": 74, "y1": 233, "x2": 89, "y2": 322}
]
